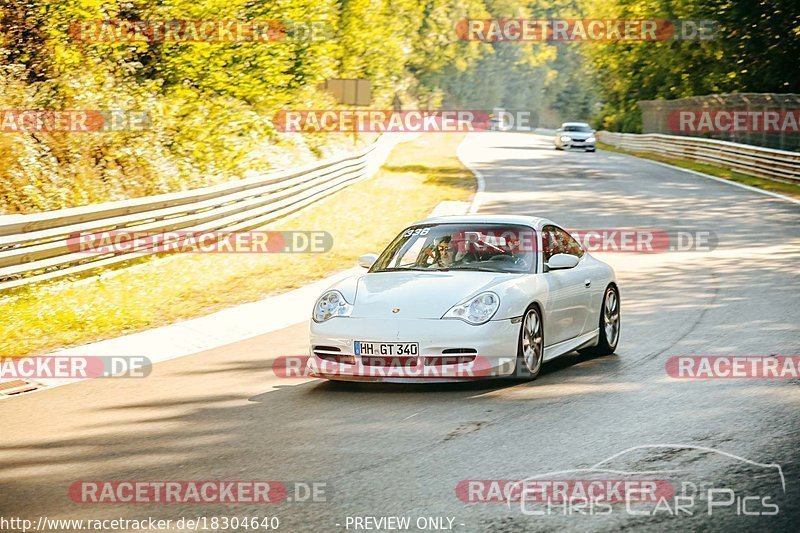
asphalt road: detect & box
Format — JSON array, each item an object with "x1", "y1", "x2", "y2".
[{"x1": 1, "y1": 132, "x2": 799, "y2": 532}]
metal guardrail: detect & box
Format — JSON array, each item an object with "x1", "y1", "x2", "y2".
[
  {"x1": 0, "y1": 136, "x2": 397, "y2": 292},
  {"x1": 598, "y1": 132, "x2": 800, "y2": 184},
  {"x1": 638, "y1": 93, "x2": 800, "y2": 152}
]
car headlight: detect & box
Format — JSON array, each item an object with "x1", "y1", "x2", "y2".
[
  {"x1": 560, "y1": 135, "x2": 571, "y2": 142},
  {"x1": 586, "y1": 136, "x2": 596, "y2": 143},
  {"x1": 313, "y1": 290, "x2": 353, "y2": 322},
  {"x1": 442, "y1": 292, "x2": 500, "y2": 325}
]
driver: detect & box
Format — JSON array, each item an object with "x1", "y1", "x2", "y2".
[
  {"x1": 504, "y1": 234, "x2": 520, "y2": 255},
  {"x1": 431, "y1": 236, "x2": 454, "y2": 268}
]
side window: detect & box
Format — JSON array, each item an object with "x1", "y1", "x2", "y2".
[
  {"x1": 555, "y1": 227, "x2": 584, "y2": 258},
  {"x1": 541, "y1": 226, "x2": 558, "y2": 263},
  {"x1": 543, "y1": 225, "x2": 583, "y2": 262}
]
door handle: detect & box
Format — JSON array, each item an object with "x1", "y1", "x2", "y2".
[{"x1": 584, "y1": 279, "x2": 591, "y2": 287}]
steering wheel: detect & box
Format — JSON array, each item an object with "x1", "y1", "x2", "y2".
[
  {"x1": 457, "y1": 252, "x2": 478, "y2": 264},
  {"x1": 489, "y1": 254, "x2": 528, "y2": 269}
]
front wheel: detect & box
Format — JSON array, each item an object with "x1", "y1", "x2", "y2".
[
  {"x1": 516, "y1": 305, "x2": 544, "y2": 379},
  {"x1": 581, "y1": 285, "x2": 620, "y2": 356}
]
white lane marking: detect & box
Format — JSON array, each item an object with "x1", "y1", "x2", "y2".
[
  {"x1": 457, "y1": 136, "x2": 486, "y2": 213},
  {"x1": 603, "y1": 150, "x2": 800, "y2": 206}
]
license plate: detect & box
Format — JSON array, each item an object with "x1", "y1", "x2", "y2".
[{"x1": 354, "y1": 341, "x2": 418, "y2": 357}]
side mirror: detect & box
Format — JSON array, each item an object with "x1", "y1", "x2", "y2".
[
  {"x1": 358, "y1": 253, "x2": 378, "y2": 269},
  {"x1": 546, "y1": 253, "x2": 579, "y2": 270}
]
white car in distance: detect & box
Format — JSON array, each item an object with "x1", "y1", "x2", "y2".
[{"x1": 555, "y1": 122, "x2": 597, "y2": 152}]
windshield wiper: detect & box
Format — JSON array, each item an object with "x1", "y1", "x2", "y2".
[
  {"x1": 445, "y1": 265, "x2": 504, "y2": 273},
  {"x1": 374, "y1": 267, "x2": 430, "y2": 272}
]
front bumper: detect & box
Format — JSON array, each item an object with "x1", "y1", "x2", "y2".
[
  {"x1": 564, "y1": 140, "x2": 595, "y2": 150},
  {"x1": 308, "y1": 317, "x2": 519, "y2": 382}
]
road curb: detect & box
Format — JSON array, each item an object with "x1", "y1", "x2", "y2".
[
  {"x1": 457, "y1": 135, "x2": 486, "y2": 214},
  {"x1": 0, "y1": 267, "x2": 363, "y2": 397}
]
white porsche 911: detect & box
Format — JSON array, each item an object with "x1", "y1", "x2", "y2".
[{"x1": 307, "y1": 215, "x2": 620, "y2": 382}]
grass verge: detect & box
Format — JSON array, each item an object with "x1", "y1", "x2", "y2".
[
  {"x1": 1, "y1": 133, "x2": 475, "y2": 357},
  {"x1": 597, "y1": 141, "x2": 800, "y2": 199}
]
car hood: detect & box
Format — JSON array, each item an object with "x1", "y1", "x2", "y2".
[
  {"x1": 348, "y1": 271, "x2": 512, "y2": 319},
  {"x1": 563, "y1": 131, "x2": 593, "y2": 141}
]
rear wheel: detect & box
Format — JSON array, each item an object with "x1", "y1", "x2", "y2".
[
  {"x1": 516, "y1": 305, "x2": 544, "y2": 379},
  {"x1": 581, "y1": 285, "x2": 620, "y2": 356}
]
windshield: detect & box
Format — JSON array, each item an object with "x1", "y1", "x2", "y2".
[
  {"x1": 370, "y1": 223, "x2": 537, "y2": 273},
  {"x1": 563, "y1": 124, "x2": 592, "y2": 132}
]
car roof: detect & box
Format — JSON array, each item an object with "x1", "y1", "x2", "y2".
[
  {"x1": 562, "y1": 122, "x2": 590, "y2": 127},
  {"x1": 414, "y1": 214, "x2": 555, "y2": 230}
]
